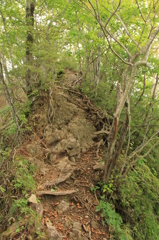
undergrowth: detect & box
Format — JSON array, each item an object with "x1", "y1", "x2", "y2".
[
  {"x1": 0, "y1": 152, "x2": 39, "y2": 235},
  {"x1": 93, "y1": 161, "x2": 159, "y2": 240}
]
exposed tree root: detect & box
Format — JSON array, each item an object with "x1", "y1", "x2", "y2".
[
  {"x1": 41, "y1": 172, "x2": 72, "y2": 188},
  {"x1": 36, "y1": 189, "x2": 77, "y2": 196}
]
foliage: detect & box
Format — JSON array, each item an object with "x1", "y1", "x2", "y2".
[
  {"x1": 9, "y1": 157, "x2": 36, "y2": 215},
  {"x1": 96, "y1": 197, "x2": 133, "y2": 240},
  {"x1": 12, "y1": 157, "x2": 36, "y2": 194},
  {"x1": 118, "y1": 163, "x2": 159, "y2": 240},
  {"x1": 1, "y1": 0, "x2": 159, "y2": 239}
]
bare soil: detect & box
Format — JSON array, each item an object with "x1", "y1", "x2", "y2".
[{"x1": 0, "y1": 71, "x2": 110, "y2": 239}]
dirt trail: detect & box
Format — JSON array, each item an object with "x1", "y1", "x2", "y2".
[
  {"x1": 33, "y1": 145, "x2": 109, "y2": 240},
  {"x1": 1, "y1": 72, "x2": 110, "y2": 239}
]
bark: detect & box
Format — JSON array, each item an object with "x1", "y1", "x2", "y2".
[
  {"x1": 0, "y1": 11, "x2": 14, "y2": 70},
  {"x1": 93, "y1": 46, "x2": 101, "y2": 95},
  {"x1": 93, "y1": 31, "x2": 102, "y2": 95},
  {"x1": 105, "y1": 113, "x2": 129, "y2": 182},
  {"x1": 25, "y1": 0, "x2": 35, "y2": 96}
]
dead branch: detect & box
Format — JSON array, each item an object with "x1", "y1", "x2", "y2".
[{"x1": 36, "y1": 189, "x2": 77, "y2": 196}]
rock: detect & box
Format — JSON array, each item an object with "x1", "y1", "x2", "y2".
[
  {"x1": 50, "y1": 154, "x2": 57, "y2": 163},
  {"x1": 56, "y1": 200, "x2": 69, "y2": 214},
  {"x1": 45, "y1": 129, "x2": 64, "y2": 146},
  {"x1": 56, "y1": 160, "x2": 67, "y2": 169},
  {"x1": 36, "y1": 203, "x2": 43, "y2": 218},
  {"x1": 91, "y1": 220, "x2": 99, "y2": 230},
  {"x1": 65, "y1": 220, "x2": 72, "y2": 228},
  {"x1": 91, "y1": 114, "x2": 97, "y2": 121},
  {"x1": 68, "y1": 117, "x2": 95, "y2": 149},
  {"x1": 81, "y1": 147, "x2": 86, "y2": 153},
  {"x1": 69, "y1": 221, "x2": 82, "y2": 239},
  {"x1": 70, "y1": 157, "x2": 75, "y2": 162},
  {"x1": 1, "y1": 224, "x2": 15, "y2": 240},
  {"x1": 47, "y1": 225, "x2": 62, "y2": 240},
  {"x1": 26, "y1": 236, "x2": 33, "y2": 240},
  {"x1": 28, "y1": 195, "x2": 43, "y2": 218},
  {"x1": 56, "y1": 158, "x2": 73, "y2": 174},
  {"x1": 1, "y1": 221, "x2": 24, "y2": 240},
  {"x1": 72, "y1": 228, "x2": 81, "y2": 238},
  {"x1": 67, "y1": 137, "x2": 80, "y2": 149},
  {"x1": 94, "y1": 174, "x2": 100, "y2": 182},
  {"x1": 39, "y1": 167, "x2": 48, "y2": 175},
  {"x1": 28, "y1": 194, "x2": 38, "y2": 204},
  {"x1": 67, "y1": 147, "x2": 80, "y2": 157},
  {"x1": 35, "y1": 236, "x2": 47, "y2": 240},
  {"x1": 27, "y1": 144, "x2": 43, "y2": 158},
  {"x1": 93, "y1": 162, "x2": 105, "y2": 170},
  {"x1": 69, "y1": 232, "x2": 75, "y2": 239},
  {"x1": 73, "y1": 222, "x2": 81, "y2": 231}
]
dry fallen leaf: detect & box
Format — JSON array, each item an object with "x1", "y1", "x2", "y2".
[
  {"x1": 38, "y1": 185, "x2": 44, "y2": 190},
  {"x1": 77, "y1": 203, "x2": 82, "y2": 209}
]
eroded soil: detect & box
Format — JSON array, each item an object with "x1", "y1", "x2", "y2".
[{"x1": 1, "y1": 76, "x2": 110, "y2": 240}]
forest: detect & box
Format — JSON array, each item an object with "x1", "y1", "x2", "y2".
[{"x1": 0, "y1": 0, "x2": 159, "y2": 239}]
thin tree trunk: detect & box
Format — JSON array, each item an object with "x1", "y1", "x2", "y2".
[
  {"x1": 0, "y1": 11, "x2": 15, "y2": 70},
  {"x1": 0, "y1": 61, "x2": 20, "y2": 137},
  {"x1": 25, "y1": 0, "x2": 35, "y2": 96}
]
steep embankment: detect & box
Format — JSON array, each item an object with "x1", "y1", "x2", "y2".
[{"x1": 1, "y1": 74, "x2": 110, "y2": 240}]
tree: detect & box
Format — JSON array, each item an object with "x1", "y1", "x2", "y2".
[
  {"x1": 76, "y1": 0, "x2": 159, "y2": 182},
  {"x1": 25, "y1": 0, "x2": 35, "y2": 96}
]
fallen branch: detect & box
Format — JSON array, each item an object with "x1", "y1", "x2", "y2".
[{"x1": 36, "y1": 189, "x2": 77, "y2": 196}]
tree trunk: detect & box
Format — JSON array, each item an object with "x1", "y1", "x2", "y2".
[{"x1": 25, "y1": 0, "x2": 35, "y2": 96}]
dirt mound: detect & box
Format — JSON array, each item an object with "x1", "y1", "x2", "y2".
[{"x1": 1, "y1": 84, "x2": 110, "y2": 240}]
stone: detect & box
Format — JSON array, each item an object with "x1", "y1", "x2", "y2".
[
  {"x1": 47, "y1": 225, "x2": 62, "y2": 240},
  {"x1": 93, "y1": 162, "x2": 105, "y2": 170},
  {"x1": 28, "y1": 194, "x2": 38, "y2": 204},
  {"x1": 27, "y1": 144, "x2": 43, "y2": 158},
  {"x1": 67, "y1": 147, "x2": 80, "y2": 157},
  {"x1": 26, "y1": 236, "x2": 33, "y2": 240},
  {"x1": 81, "y1": 148, "x2": 86, "y2": 153},
  {"x1": 73, "y1": 222, "x2": 81, "y2": 231},
  {"x1": 69, "y1": 232, "x2": 75, "y2": 239},
  {"x1": 56, "y1": 161, "x2": 67, "y2": 170},
  {"x1": 1, "y1": 221, "x2": 25, "y2": 240},
  {"x1": 56, "y1": 200, "x2": 69, "y2": 214},
  {"x1": 72, "y1": 228, "x2": 81, "y2": 238},
  {"x1": 91, "y1": 114, "x2": 97, "y2": 121},
  {"x1": 67, "y1": 137, "x2": 80, "y2": 149},
  {"x1": 50, "y1": 154, "x2": 57, "y2": 163},
  {"x1": 39, "y1": 167, "x2": 48, "y2": 175},
  {"x1": 65, "y1": 220, "x2": 72, "y2": 228},
  {"x1": 45, "y1": 129, "x2": 63, "y2": 146},
  {"x1": 70, "y1": 157, "x2": 75, "y2": 162},
  {"x1": 94, "y1": 174, "x2": 100, "y2": 182},
  {"x1": 91, "y1": 220, "x2": 99, "y2": 230},
  {"x1": 36, "y1": 203, "x2": 43, "y2": 218},
  {"x1": 56, "y1": 158, "x2": 73, "y2": 174}
]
